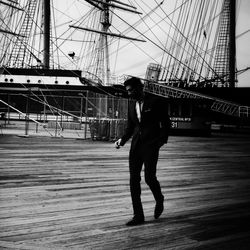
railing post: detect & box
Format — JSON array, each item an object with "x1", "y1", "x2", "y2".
[{"x1": 25, "y1": 89, "x2": 30, "y2": 136}]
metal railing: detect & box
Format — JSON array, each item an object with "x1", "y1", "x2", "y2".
[{"x1": 144, "y1": 81, "x2": 249, "y2": 118}]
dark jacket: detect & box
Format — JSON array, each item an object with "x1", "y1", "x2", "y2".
[{"x1": 120, "y1": 94, "x2": 170, "y2": 150}]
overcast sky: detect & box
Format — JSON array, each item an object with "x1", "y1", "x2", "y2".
[
  {"x1": 56, "y1": 0, "x2": 250, "y2": 87},
  {"x1": 15, "y1": 0, "x2": 250, "y2": 87},
  {"x1": 235, "y1": 0, "x2": 250, "y2": 87}
]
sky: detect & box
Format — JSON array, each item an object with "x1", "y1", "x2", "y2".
[
  {"x1": 2, "y1": 0, "x2": 250, "y2": 87},
  {"x1": 235, "y1": 0, "x2": 250, "y2": 87},
  {"x1": 51, "y1": 0, "x2": 250, "y2": 87}
]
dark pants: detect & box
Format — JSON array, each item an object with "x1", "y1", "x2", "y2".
[{"x1": 129, "y1": 143, "x2": 164, "y2": 217}]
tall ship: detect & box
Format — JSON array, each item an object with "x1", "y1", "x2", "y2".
[{"x1": 0, "y1": 0, "x2": 250, "y2": 138}]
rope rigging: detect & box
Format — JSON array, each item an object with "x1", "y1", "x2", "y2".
[
  {"x1": 1, "y1": 0, "x2": 229, "y2": 86},
  {"x1": 155, "y1": 0, "x2": 224, "y2": 84},
  {"x1": 1, "y1": 0, "x2": 248, "y2": 128}
]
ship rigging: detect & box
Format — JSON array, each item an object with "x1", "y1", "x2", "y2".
[
  {"x1": 0, "y1": 0, "x2": 246, "y2": 86},
  {"x1": 0, "y1": 0, "x2": 250, "y2": 138}
]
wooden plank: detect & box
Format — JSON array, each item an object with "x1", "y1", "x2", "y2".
[{"x1": 0, "y1": 135, "x2": 250, "y2": 249}]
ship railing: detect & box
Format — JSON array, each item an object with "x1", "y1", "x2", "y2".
[
  {"x1": 143, "y1": 80, "x2": 249, "y2": 118},
  {"x1": 239, "y1": 106, "x2": 249, "y2": 118}
]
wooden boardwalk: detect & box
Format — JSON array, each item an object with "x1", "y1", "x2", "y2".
[{"x1": 0, "y1": 135, "x2": 250, "y2": 249}]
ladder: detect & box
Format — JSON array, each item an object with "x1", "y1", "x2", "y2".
[
  {"x1": 212, "y1": 0, "x2": 230, "y2": 87},
  {"x1": 8, "y1": 0, "x2": 38, "y2": 68},
  {"x1": 143, "y1": 81, "x2": 250, "y2": 118}
]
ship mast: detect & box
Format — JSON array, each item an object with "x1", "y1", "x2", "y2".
[
  {"x1": 43, "y1": 0, "x2": 50, "y2": 69},
  {"x1": 229, "y1": 0, "x2": 236, "y2": 88},
  {"x1": 100, "y1": 0, "x2": 111, "y2": 85},
  {"x1": 69, "y1": 0, "x2": 144, "y2": 118},
  {"x1": 71, "y1": 0, "x2": 144, "y2": 86}
]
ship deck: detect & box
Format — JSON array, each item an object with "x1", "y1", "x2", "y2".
[{"x1": 0, "y1": 135, "x2": 250, "y2": 249}]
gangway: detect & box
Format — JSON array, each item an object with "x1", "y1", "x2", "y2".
[{"x1": 143, "y1": 81, "x2": 250, "y2": 118}]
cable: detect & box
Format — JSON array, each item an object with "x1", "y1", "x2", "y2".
[{"x1": 0, "y1": 98, "x2": 53, "y2": 136}]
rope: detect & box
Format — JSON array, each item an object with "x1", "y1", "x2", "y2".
[{"x1": 0, "y1": 98, "x2": 53, "y2": 136}]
